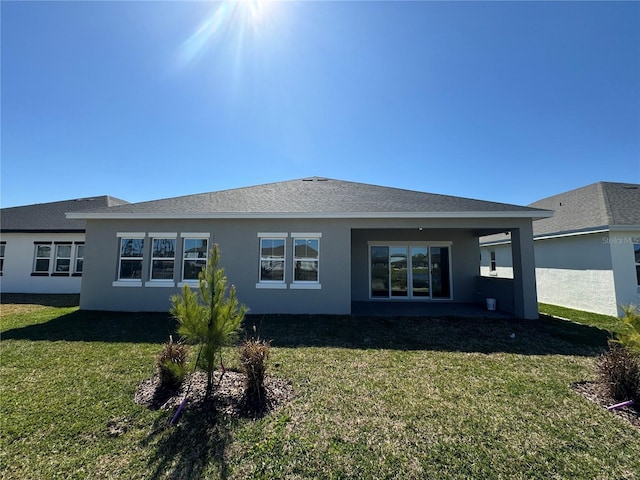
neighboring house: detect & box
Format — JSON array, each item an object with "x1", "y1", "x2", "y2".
[
  {"x1": 0, "y1": 196, "x2": 128, "y2": 294},
  {"x1": 68, "y1": 178, "x2": 550, "y2": 319},
  {"x1": 480, "y1": 182, "x2": 640, "y2": 316}
]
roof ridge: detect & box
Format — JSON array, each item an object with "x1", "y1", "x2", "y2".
[{"x1": 598, "y1": 182, "x2": 615, "y2": 225}]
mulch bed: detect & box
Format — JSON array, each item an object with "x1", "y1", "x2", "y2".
[
  {"x1": 572, "y1": 381, "x2": 639, "y2": 430},
  {"x1": 134, "y1": 370, "x2": 294, "y2": 419}
]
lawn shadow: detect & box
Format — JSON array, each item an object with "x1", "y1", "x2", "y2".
[
  {"x1": 1, "y1": 293, "x2": 80, "y2": 308},
  {"x1": 2, "y1": 308, "x2": 609, "y2": 356},
  {"x1": 244, "y1": 313, "x2": 610, "y2": 357},
  {"x1": 142, "y1": 401, "x2": 234, "y2": 480},
  {"x1": 1, "y1": 310, "x2": 177, "y2": 344}
]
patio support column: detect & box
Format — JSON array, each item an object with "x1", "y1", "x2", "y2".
[{"x1": 511, "y1": 223, "x2": 539, "y2": 319}]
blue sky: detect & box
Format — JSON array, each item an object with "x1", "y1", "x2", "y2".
[{"x1": 2, "y1": 1, "x2": 639, "y2": 208}]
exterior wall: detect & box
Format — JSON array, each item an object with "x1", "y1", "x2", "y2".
[
  {"x1": 609, "y1": 230, "x2": 640, "y2": 314},
  {"x1": 479, "y1": 243, "x2": 514, "y2": 279},
  {"x1": 80, "y1": 218, "x2": 353, "y2": 314},
  {"x1": 533, "y1": 233, "x2": 617, "y2": 316},
  {"x1": 80, "y1": 216, "x2": 539, "y2": 316},
  {"x1": 0, "y1": 232, "x2": 85, "y2": 293}
]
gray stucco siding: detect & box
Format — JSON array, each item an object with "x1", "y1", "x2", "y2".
[
  {"x1": 80, "y1": 218, "x2": 353, "y2": 314},
  {"x1": 79, "y1": 216, "x2": 539, "y2": 317}
]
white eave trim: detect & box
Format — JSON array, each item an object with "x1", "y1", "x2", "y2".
[{"x1": 67, "y1": 210, "x2": 553, "y2": 220}]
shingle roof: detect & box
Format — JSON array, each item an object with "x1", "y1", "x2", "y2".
[
  {"x1": 1, "y1": 196, "x2": 129, "y2": 232},
  {"x1": 66, "y1": 177, "x2": 550, "y2": 219},
  {"x1": 529, "y1": 182, "x2": 640, "y2": 236}
]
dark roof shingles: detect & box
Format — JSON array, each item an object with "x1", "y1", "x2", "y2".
[
  {"x1": 76, "y1": 178, "x2": 546, "y2": 216},
  {"x1": 1, "y1": 196, "x2": 129, "y2": 231}
]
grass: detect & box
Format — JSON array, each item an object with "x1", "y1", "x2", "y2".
[
  {"x1": 539, "y1": 302, "x2": 624, "y2": 336},
  {"x1": 1, "y1": 296, "x2": 639, "y2": 479}
]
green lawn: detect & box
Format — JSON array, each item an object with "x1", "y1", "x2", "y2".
[{"x1": 1, "y1": 297, "x2": 639, "y2": 479}]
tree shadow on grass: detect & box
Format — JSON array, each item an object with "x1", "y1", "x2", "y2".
[
  {"x1": 244, "y1": 313, "x2": 610, "y2": 357},
  {"x1": 142, "y1": 401, "x2": 234, "y2": 480},
  {"x1": 1, "y1": 310, "x2": 177, "y2": 344}
]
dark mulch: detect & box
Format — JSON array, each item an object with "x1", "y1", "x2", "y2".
[
  {"x1": 134, "y1": 370, "x2": 294, "y2": 419},
  {"x1": 572, "y1": 381, "x2": 639, "y2": 430}
]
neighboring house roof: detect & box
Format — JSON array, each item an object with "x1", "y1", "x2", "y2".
[
  {"x1": 1, "y1": 196, "x2": 129, "y2": 233},
  {"x1": 67, "y1": 177, "x2": 551, "y2": 220},
  {"x1": 529, "y1": 182, "x2": 640, "y2": 237},
  {"x1": 480, "y1": 181, "x2": 640, "y2": 245}
]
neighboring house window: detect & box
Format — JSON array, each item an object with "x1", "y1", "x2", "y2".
[
  {"x1": 118, "y1": 236, "x2": 145, "y2": 280},
  {"x1": 292, "y1": 234, "x2": 321, "y2": 289},
  {"x1": 257, "y1": 233, "x2": 287, "y2": 287},
  {"x1": 53, "y1": 243, "x2": 72, "y2": 275},
  {"x1": 33, "y1": 243, "x2": 52, "y2": 275},
  {"x1": 0, "y1": 242, "x2": 5, "y2": 275},
  {"x1": 182, "y1": 237, "x2": 208, "y2": 282},
  {"x1": 489, "y1": 250, "x2": 497, "y2": 274},
  {"x1": 74, "y1": 243, "x2": 85, "y2": 274},
  {"x1": 150, "y1": 237, "x2": 176, "y2": 280},
  {"x1": 635, "y1": 243, "x2": 640, "y2": 286}
]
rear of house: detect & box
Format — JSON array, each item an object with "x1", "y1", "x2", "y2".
[{"x1": 69, "y1": 178, "x2": 551, "y2": 319}]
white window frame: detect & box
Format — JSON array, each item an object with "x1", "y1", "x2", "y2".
[
  {"x1": 178, "y1": 233, "x2": 210, "y2": 287},
  {"x1": 53, "y1": 243, "x2": 73, "y2": 275},
  {"x1": 291, "y1": 233, "x2": 322, "y2": 290},
  {"x1": 73, "y1": 243, "x2": 85, "y2": 275},
  {"x1": 257, "y1": 233, "x2": 288, "y2": 289},
  {"x1": 0, "y1": 242, "x2": 5, "y2": 275},
  {"x1": 33, "y1": 243, "x2": 52, "y2": 275},
  {"x1": 489, "y1": 250, "x2": 497, "y2": 275},
  {"x1": 113, "y1": 232, "x2": 145, "y2": 287},
  {"x1": 634, "y1": 242, "x2": 640, "y2": 288},
  {"x1": 148, "y1": 233, "x2": 177, "y2": 284}
]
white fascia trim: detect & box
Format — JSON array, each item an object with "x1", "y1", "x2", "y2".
[
  {"x1": 479, "y1": 239, "x2": 512, "y2": 247},
  {"x1": 116, "y1": 232, "x2": 145, "y2": 237},
  {"x1": 69, "y1": 211, "x2": 553, "y2": 220},
  {"x1": 257, "y1": 232, "x2": 288, "y2": 238},
  {"x1": 149, "y1": 232, "x2": 177, "y2": 238},
  {"x1": 291, "y1": 232, "x2": 322, "y2": 238},
  {"x1": 145, "y1": 281, "x2": 176, "y2": 287},
  {"x1": 112, "y1": 280, "x2": 143, "y2": 287},
  {"x1": 290, "y1": 283, "x2": 322, "y2": 290},
  {"x1": 180, "y1": 232, "x2": 211, "y2": 238},
  {"x1": 255, "y1": 282, "x2": 287, "y2": 289},
  {"x1": 534, "y1": 228, "x2": 610, "y2": 241}
]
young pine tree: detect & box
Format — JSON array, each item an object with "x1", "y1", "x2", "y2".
[{"x1": 170, "y1": 244, "x2": 247, "y2": 395}]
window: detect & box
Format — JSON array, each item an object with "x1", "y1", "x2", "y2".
[
  {"x1": 489, "y1": 250, "x2": 497, "y2": 273},
  {"x1": 53, "y1": 244, "x2": 72, "y2": 275},
  {"x1": 33, "y1": 243, "x2": 52, "y2": 274},
  {"x1": 118, "y1": 237, "x2": 144, "y2": 280},
  {"x1": 635, "y1": 243, "x2": 640, "y2": 286},
  {"x1": 292, "y1": 235, "x2": 321, "y2": 288},
  {"x1": 182, "y1": 238, "x2": 208, "y2": 281},
  {"x1": 74, "y1": 244, "x2": 85, "y2": 274},
  {"x1": 258, "y1": 234, "x2": 287, "y2": 287},
  {"x1": 0, "y1": 242, "x2": 5, "y2": 275},
  {"x1": 369, "y1": 243, "x2": 452, "y2": 300},
  {"x1": 150, "y1": 237, "x2": 176, "y2": 280}
]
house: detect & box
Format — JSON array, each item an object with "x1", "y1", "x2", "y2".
[
  {"x1": 67, "y1": 177, "x2": 552, "y2": 319},
  {"x1": 0, "y1": 196, "x2": 128, "y2": 294},
  {"x1": 480, "y1": 182, "x2": 640, "y2": 316}
]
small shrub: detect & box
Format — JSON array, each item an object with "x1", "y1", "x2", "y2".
[
  {"x1": 614, "y1": 304, "x2": 640, "y2": 356},
  {"x1": 597, "y1": 342, "x2": 640, "y2": 403},
  {"x1": 157, "y1": 336, "x2": 187, "y2": 391},
  {"x1": 239, "y1": 337, "x2": 271, "y2": 411}
]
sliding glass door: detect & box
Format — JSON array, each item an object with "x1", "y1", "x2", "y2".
[{"x1": 369, "y1": 244, "x2": 451, "y2": 299}]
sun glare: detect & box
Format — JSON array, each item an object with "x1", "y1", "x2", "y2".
[{"x1": 175, "y1": 0, "x2": 278, "y2": 70}]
